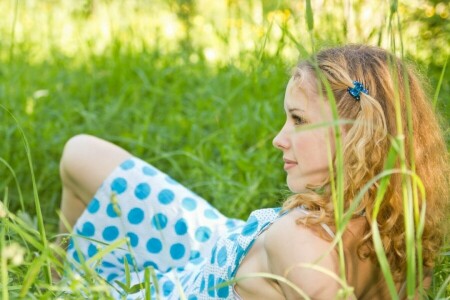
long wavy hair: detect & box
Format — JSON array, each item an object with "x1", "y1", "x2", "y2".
[{"x1": 282, "y1": 44, "x2": 449, "y2": 284}]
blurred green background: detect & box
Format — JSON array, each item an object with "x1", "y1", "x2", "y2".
[
  {"x1": 0, "y1": 0, "x2": 449, "y2": 297},
  {"x1": 1, "y1": 0, "x2": 448, "y2": 228}
]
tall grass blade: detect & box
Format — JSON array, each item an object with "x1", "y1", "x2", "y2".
[
  {"x1": 434, "y1": 274, "x2": 450, "y2": 299},
  {"x1": 19, "y1": 249, "x2": 48, "y2": 297},
  {"x1": 316, "y1": 70, "x2": 347, "y2": 281},
  {"x1": 305, "y1": 0, "x2": 314, "y2": 32},
  {"x1": 234, "y1": 272, "x2": 310, "y2": 299},
  {"x1": 8, "y1": 0, "x2": 19, "y2": 62},
  {"x1": 282, "y1": 24, "x2": 310, "y2": 59},
  {"x1": 144, "y1": 267, "x2": 151, "y2": 300},
  {"x1": 1, "y1": 189, "x2": 9, "y2": 300},
  {"x1": 85, "y1": 238, "x2": 127, "y2": 265},
  {"x1": 149, "y1": 266, "x2": 161, "y2": 300},
  {"x1": 0, "y1": 158, "x2": 25, "y2": 211},
  {"x1": 371, "y1": 139, "x2": 400, "y2": 299},
  {"x1": 124, "y1": 256, "x2": 131, "y2": 289},
  {"x1": 7, "y1": 222, "x2": 44, "y2": 251},
  {"x1": 256, "y1": 18, "x2": 274, "y2": 64},
  {"x1": 0, "y1": 104, "x2": 52, "y2": 284},
  {"x1": 305, "y1": 0, "x2": 315, "y2": 50},
  {"x1": 372, "y1": 223, "x2": 399, "y2": 299},
  {"x1": 433, "y1": 56, "x2": 448, "y2": 110}
]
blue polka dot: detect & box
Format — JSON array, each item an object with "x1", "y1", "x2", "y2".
[
  {"x1": 149, "y1": 286, "x2": 156, "y2": 295},
  {"x1": 217, "y1": 246, "x2": 227, "y2": 267},
  {"x1": 102, "y1": 226, "x2": 119, "y2": 241},
  {"x1": 190, "y1": 250, "x2": 200, "y2": 260},
  {"x1": 204, "y1": 209, "x2": 219, "y2": 219},
  {"x1": 216, "y1": 278, "x2": 229, "y2": 298},
  {"x1": 87, "y1": 198, "x2": 100, "y2": 214},
  {"x1": 225, "y1": 219, "x2": 237, "y2": 229},
  {"x1": 126, "y1": 232, "x2": 139, "y2": 247},
  {"x1": 134, "y1": 183, "x2": 151, "y2": 200},
  {"x1": 170, "y1": 243, "x2": 186, "y2": 260},
  {"x1": 143, "y1": 261, "x2": 158, "y2": 269},
  {"x1": 174, "y1": 218, "x2": 188, "y2": 235},
  {"x1": 107, "y1": 273, "x2": 119, "y2": 282},
  {"x1": 111, "y1": 177, "x2": 127, "y2": 194},
  {"x1": 242, "y1": 216, "x2": 259, "y2": 236},
  {"x1": 106, "y1": 203, "x2": 119, "y2": 218},
  {"x1": 143, "y1": 166, "x2": 157, "y2": 176},
  {"x1": 273, "y1": 207, "x2": 282, "y2": 214},
  {"x1": 182, "y1": 197, "x2": 197, "y2": 211},
  {"x1": 67, "y1": 238, "x2": 74, "y2": 250},
  {"x1": 188, "y1": 295, "x2": 198, "y2": 300},
  {"x1": 165, "y1": 176, "x2": 178, "y2": 185},
  {"x1": 73, "y1": 250, "x2": 84, "y2": 263},
  {"x1": 235, "y1": 244, "x2": 245, "y2": 258},
  {"x1": 128, "y1": 207, "x2": 144, "y2": 224},
  {"x1": 78, "y1": 221, "x2": 95, "y2": 237},
  {"x1": 190, "y1": 255, "x2": 204, "y2": 265},
  {"x1": 207, "y1": 274, "x2": 215, "y2": 297},
  {"x1": 195, "y1": 226, "x2": 212, "y2": 242},
  {"x1": 151, "y1": 213, "x2": 168, "y2": 230},
  {"x1": 200, "y1": 277, "x2": 206, "y2": 292},
  {"x1": 227, "y1": 233, "x2": 239, "y2": 241},
  {"x1": 158, "y1": 189, "x2": 175, "y2": 204},
  {"x1": 210, "y1": 246, "x2": 217, "y2": 264},
  {"x1": 162, "y1": 280, "x2": 175, "y2": 296},
  {"x1": 102, "y1": 261, "x2": 116, "y2": 268},
  {"x1": 87, "y1": 244, "x2": 98, "y2": 257},
  {"x1": 233, "y1": 246, "x2": 244, "y2": 269},
  {"x1": 120, "y1": 159, "x2": 135, "y2": 170},
  {"x1": 146, "y1": 238, "x2": 162, "y2": 253},
  {"x1": 119, "y1": 253, "x2": 134, "y2": 266}
]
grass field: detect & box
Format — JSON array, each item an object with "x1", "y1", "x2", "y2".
[{"x1": 0, "y1": 0, "x2": 449, "y2": 298}]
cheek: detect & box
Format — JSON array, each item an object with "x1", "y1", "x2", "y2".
[
  {"x1": 293, "y1": 131, "x2": 326, "y2": 153},
  {"x1": 293, "y1": 131, "x2": 331, "y2": 166}
]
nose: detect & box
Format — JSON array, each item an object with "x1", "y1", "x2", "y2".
[{"x1": 272, "y1": 126, "x2": 289, "y2": 150}]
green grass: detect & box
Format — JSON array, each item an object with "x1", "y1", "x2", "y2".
[{"x1": 0, "y1": 0, "x2": 449, "y2": 298}]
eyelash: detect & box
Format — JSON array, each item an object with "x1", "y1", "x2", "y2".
[{"x1": 292, "y1": 114, "x2": 306, "y2": 125}]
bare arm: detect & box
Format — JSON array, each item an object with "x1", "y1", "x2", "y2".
[{"x1": 264, "y1": 213, "x2": 343, "y2": 299}]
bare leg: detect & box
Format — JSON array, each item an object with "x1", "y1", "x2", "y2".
[
  {"x1": 58, "y1": 134, "x2": 132, "y2": 241},
  {"x1": 52, "y1": 135, "x2": 132, "y2": 280}
]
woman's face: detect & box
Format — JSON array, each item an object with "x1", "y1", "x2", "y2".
[{"x1": 273, "y1": 74, "x2": 335, "y2": 193}]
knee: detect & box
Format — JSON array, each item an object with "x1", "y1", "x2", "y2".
[
  {"x1": 59, "y1": 134, "x2": 98, "y2": 185},
  {"x1": 59, "y1": 134, "x2": 131, "y2": 191}
]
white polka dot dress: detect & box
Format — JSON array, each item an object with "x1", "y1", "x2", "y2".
[{"x1": 67, "y1": 157, "x2": 284, "y2": 299}]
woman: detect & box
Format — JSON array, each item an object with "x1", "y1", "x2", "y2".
[{"x1": 58, "y1": 45, "x2": 449, "y2": 299}]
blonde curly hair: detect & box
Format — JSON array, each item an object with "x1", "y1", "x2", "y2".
[{"x1": 283, "y1": 44, "x2": 449, "y2": 284}]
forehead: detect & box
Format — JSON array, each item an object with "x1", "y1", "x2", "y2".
[
  {"x1": 284, "y1": 74, "x2": 332, "y2": 119},
  {"x1": 284, "y1": 73, "x2": 318, "y2": 109}
]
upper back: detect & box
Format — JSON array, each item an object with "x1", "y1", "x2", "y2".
[
  {"x1": 340, "y1": 217, "x2": 394, "y2": 299},
  {"x1": 265, "y1": 208, "x2": 398, "y2": 299}
]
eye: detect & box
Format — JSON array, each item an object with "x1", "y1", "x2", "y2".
[{"x1": 292, "y1": 114, "x2": 306, "y2": 125}]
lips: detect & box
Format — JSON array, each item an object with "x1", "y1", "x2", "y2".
[{"x1": 283, "y1": 158, "x2": 297, "y2": 170}]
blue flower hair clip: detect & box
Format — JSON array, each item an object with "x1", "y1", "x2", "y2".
[{"x1": 347, "y1": 80, "x2": 368, "y2": 101}]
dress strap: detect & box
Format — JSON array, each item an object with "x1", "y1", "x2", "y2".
[
  {"x1": 233, "y1": 285, "x2": 244, "y2": 300},
  {"x1": 297, "y1": 206, "x2": 335, "y2": 239}
]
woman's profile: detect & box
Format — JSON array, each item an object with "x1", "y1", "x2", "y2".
[{"x1": 57, "y1": 44, "x2": 449, "y2": 299}]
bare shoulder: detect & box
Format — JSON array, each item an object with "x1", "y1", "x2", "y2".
[{"x1": 264, "y1": 210, "x2": 342, "y2": 299}]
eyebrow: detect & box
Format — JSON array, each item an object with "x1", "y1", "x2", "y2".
[{"x1": 288, "y1": 108, "x2": 305, "y2": 113}]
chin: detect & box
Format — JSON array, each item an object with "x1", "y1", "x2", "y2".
[{"x1": 286, "y1": 179, "x2": 306, "y2": 193}]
